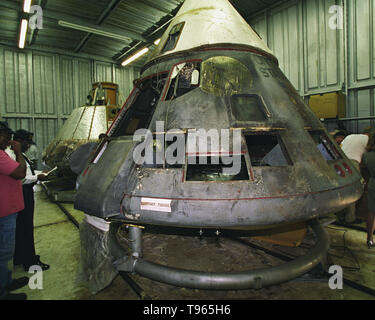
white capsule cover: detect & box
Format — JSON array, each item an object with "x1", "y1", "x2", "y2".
[{"x1": 147, "y1": 0, "x2": 274, "y2": 63}]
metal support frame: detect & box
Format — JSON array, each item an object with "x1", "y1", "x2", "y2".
[
  {"x1": 0, "y1": 0, "x2": 146, "y2": 43},
  {"x1": 0, "y1": 0, "x2": 183, "y2": 66},
  {"x1": 128, "y1": 226, "x2": 143, "y2": 258},
  {"x1": 74, "y1": 0, "x2": 123, "y2": 53},
  {"x1": 114, "y1": 219, "x2": 329, "y2": 290},
  {"x1": 322, "y1": 116, "x2": 375, "y2": 122}
]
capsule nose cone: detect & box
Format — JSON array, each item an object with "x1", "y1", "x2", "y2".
[{"x1": 147, "y1": 0, "x2": 274, "y2": 63}]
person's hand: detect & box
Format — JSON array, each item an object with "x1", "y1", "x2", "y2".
[
  {"x1": 37, "y1": 173, "x2": 48, "y2": 181},
  {"x1": 10, "y1": 140, "x2": 22, "y2": 155}
]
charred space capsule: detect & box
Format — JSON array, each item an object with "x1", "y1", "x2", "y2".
[
  {"x1": 74, "y1": 0, "x2": 363, "y2": 232},
  {"x1": 42, "y1": 82, "x2": 121, "y2": 177}
]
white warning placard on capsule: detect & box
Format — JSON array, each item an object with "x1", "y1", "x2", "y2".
[{"x1": 140, "y1": 197, "x2": 172, "y2": 212}]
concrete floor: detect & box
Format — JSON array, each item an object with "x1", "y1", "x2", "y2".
[{"x1": 9, "y1": 186, "x2": 375, "y2": 300}]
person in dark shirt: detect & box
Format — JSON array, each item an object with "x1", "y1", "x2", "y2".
[
  {"x1": 0, "y1": 122, "x2": 28, "y2": 300},
  {"x1": 8, "y1": 130, "x2": 50, "y2": 271}
]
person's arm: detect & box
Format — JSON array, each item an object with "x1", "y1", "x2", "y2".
[{"x1": 9, "y1": 141, "x2": 26, "y2": 180}]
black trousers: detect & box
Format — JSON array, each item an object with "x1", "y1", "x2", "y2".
[{"x1": 13, "y1": 184, "x2": 37, "y2": 266}]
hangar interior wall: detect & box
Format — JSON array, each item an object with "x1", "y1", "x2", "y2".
[
  {"x1": 0, "y1": 0, "x2": 373, "y2": 154},
  {"x1": 0, "y1": 45, "x2": 140, "y2": 156},
  {"x1": 250, "y1": 0, "x2": 375, "y2": 133}
]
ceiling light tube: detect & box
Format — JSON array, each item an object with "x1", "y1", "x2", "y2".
[
  {"x1": 58, "y1": 20, "x2": 131, "y2": 42},
  {"x1": 23, "y1": 0, "x2": 32, "y2": 13},
  {"x1": 19, "y1": 19, "x2": 28, "y2": 49},
  {"x1": 121, "y1": 47, "x2": 149, "y2": 67}
]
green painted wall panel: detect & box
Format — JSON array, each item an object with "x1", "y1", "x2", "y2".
[{"x1": 0, "y1": 45, "x2": 138, "y2": 156}]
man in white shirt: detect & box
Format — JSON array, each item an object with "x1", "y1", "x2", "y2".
[
  {"x1": 6, "y1": 130, "x2": 50, "y2": 271},
  {"x1": 339, "y1": 127, "x2": 374, "y2": 223},
  {"x1": 341, "y1": 134, "x2": 369, "y2": 164},
  {"x1": 330, "y1": 129, "x2": 348, "y2": 145}
]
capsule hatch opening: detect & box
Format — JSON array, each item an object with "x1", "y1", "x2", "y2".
[
  {"x1": 112, "y1": 73, "x2": 169, "y2": 137},
  {"x1": 244, "y1": 133, "x2": 292, "y2": 167},
  {"x1": 185, "y1": 155, "x2": 250, "y2": 181},
  {"x1": 165, "y1": 61, "x2": 201, "y2": 101}
]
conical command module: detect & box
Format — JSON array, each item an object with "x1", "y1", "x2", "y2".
[{"x1": 73, "y1": 0, "x2": 364, "y2": 291}]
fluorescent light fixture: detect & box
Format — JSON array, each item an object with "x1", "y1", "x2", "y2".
[
  {"x1": 154, "y1": 38, "x2": 161, "y2": 45},
  {"x1": 121, "y1": 47, "x2": 149, "y2": 66},
  {"x1": 58, "y1": 20, "x2": 131, "y2": 42},
  {"x1": 19, "y1": 19, "x2": 28, "y2": 49},
  {"x1": 23, "y1": 0, "x2": 32, "y2": 13}
]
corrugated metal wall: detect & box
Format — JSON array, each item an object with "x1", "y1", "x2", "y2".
[
  {"x1": 0, "y1": 45, "x2": 139, "y2": 155},
  {"x1": 250, "y1": 0, "x2": 375, "y2": 133},
  {"x1": 347, "y1": 0, "x2": 375, "y2": 132},
  {"x1": 1, "y1": 0, "x2": 374, "y2": 146}
]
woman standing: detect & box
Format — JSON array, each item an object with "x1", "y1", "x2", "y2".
[{"x1": 362, "y1": 131, "x2": 375, "y2": 248}]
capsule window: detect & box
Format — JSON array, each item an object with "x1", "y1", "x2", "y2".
[
  {"x1": 161, "y1": 22, "x2": 185, "y2": 54},
  {"x1": 111, "y1": 73, "x2": 168, "y2": 137},
  {"x1": 200, "y1": 56, "x2": 252, "y2": 97},
  {"x1": 165, "y1": 62, "x2": 201, "y2": 100},
  {"x1": 245, "y1": 133, "x2": 292, "y2": 166},
  {"x1": 309, "y1": 130, "x2": 342, "y2": 161},
  {"x1": 231, "y1": 95, "x2": 269, "y2": 122},
  {"x1": 186, "y1": 155, "x2": 250, "y2": 181}
]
